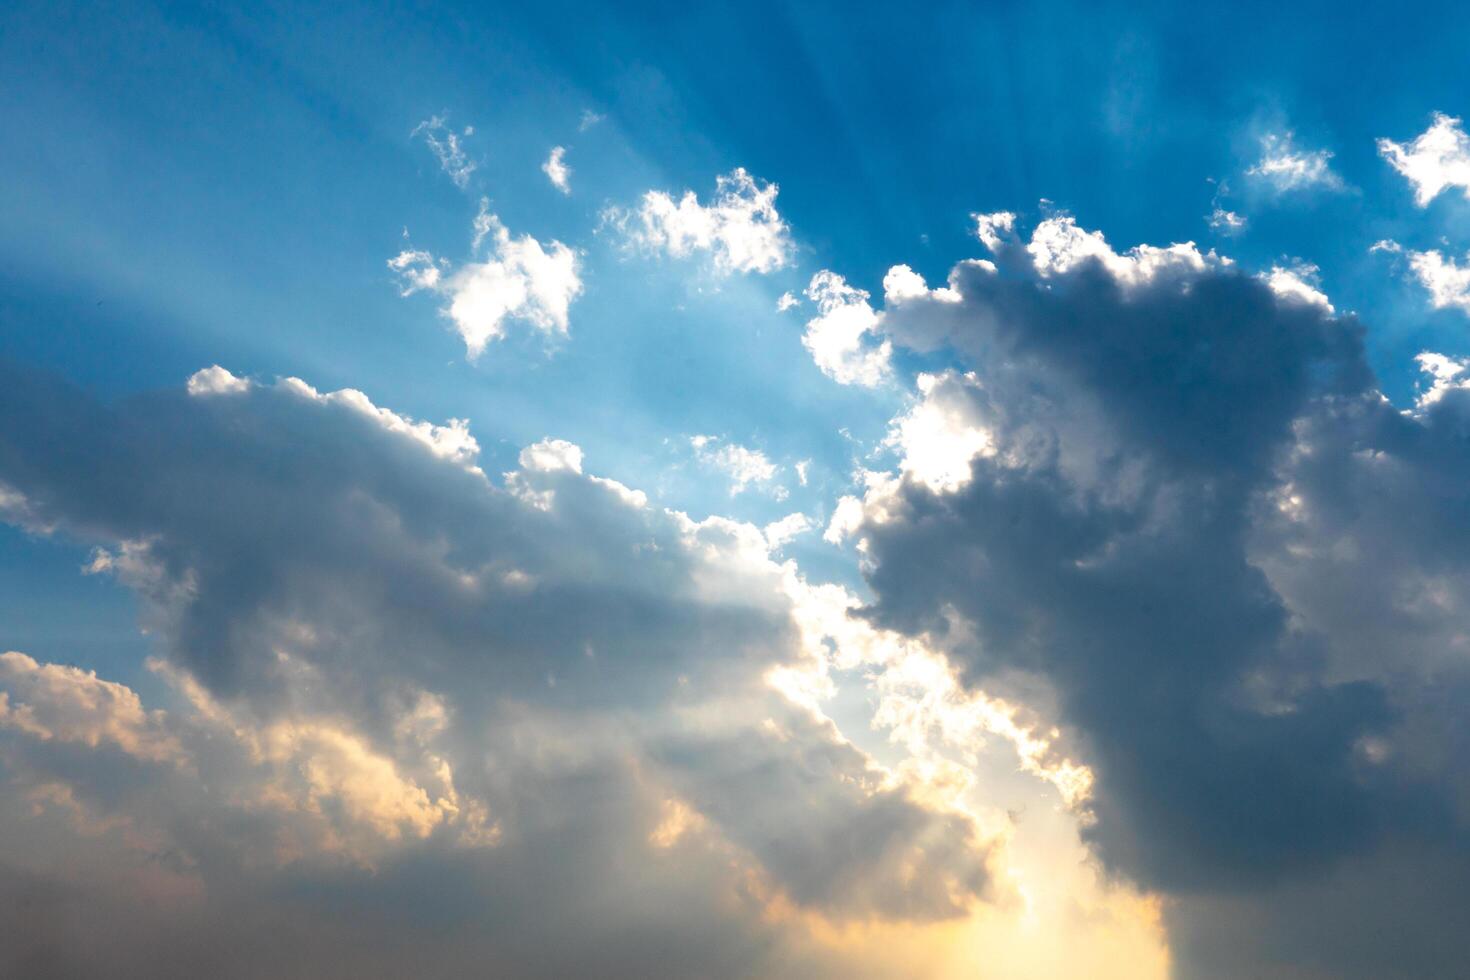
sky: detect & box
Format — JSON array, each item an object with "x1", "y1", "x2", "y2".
[{"x1": 4, "y1": 2, "x2": 1470, "y2": 977}]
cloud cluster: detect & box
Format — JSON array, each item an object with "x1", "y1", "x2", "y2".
[
  {"x1": 821, "y1": 213, "x2": 1470, "y2": 977},
  {"x1": 0, "y1": 363, "x2": 1000, "y2": 977}
]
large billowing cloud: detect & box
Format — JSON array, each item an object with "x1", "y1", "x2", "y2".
[
  {"x1": 0, "y1": 364, "x2": 998, "y2": 978},
  {"x1": 825, "y1": 214, "x2": 1470, "y2": 977}
]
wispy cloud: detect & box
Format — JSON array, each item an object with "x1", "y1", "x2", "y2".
[{"x1": 412, "y1": 114, "x2": 477, "y2": 189}]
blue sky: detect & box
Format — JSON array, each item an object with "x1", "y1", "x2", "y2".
[{"x1": 6, "y1": 3, "x2": 1470, "y2": 977}]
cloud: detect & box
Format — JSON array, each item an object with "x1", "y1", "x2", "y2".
[
  {"x1": 1207, "y1": 207, "x2": 1246, "y2": 234},
  {"x1": 578, "y1": 109, "x2": 604, "y2": 131},
  {"x1": 819, "y1": 211, "x2": 1470, "y2": 977},
  {"x1": 390, "y1": 200, "x2": 582, "y2": 358},
  {"x1": 609, "y1": 168, "x2": 793, "y2": 275},
  {"x1": 542, "y1": 146, "x2": 571, "y2": 194},
  {"x1": 777, "y1": 291, "x2": 800, "y2": 312},
  {"x1": 0, "y1": 652, "x2": 184, "y2": 765},
  {"x1": 413, "y1": 115, "x2": 477, "y2": 189},
  {"x1": 1247, "y1": 132, "x2": 1344, "y2": 193},
  {"x1": 1262, "y1": 263, "x2": 1334, "y2": 312},
  {"x1": 1393, "y1": 246, "x2": 1470, "y2": 315},
  {"x1": 0, "y1": 365, "x2": 1001, "y2": 977},
  {"x1": 690, "y1": 435, "x2": 780, "y2": 496},
  {"x1": 1378, "y1": 112, "x2": 1470, "y2": 207},
  {"x1": 802, "y1": 271, "x2": 893, "y2": 387}
]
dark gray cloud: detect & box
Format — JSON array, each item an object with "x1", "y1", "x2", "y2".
[
  {"x1": 836, "y1": 219, "x2": 1470, "y2": 976},
  {"x1": 0, "y1": 362, "x2": 996, "y2": 978}
]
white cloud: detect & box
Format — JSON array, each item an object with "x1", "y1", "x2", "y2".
[
  {"x1": 690, "y1": 435, "x2": 779, "y2": 495},
  {"x1": 518, "y1": 437, "x2": 583, "y2": 474},
  {"x1": 611, "y1": 168, "x2": 793, "y2": 275},
  {"x1": 1262, "y1": 263, "x2": 1334, "y2": 312},
  {"x1": 578, "y1": 109, "x2": 604, "y2": 131},
  {"x1": 186, "y1": 365, "x2": 251, "y2": 396},
  {"x1": 1381, "y1": 245, "x2": 1470, "y2": 315},
  {"x1": 1247, "y1": 132, "x2": 1343, "y2": 193},
  {"x1": 390, "y1": 200, "x2": 582, "y2": 358},
  {"x1": 1378, "y1": 112, "x2": 1470, "y2": 206},
  {"x1": 763, "y1": 512, "x2": 813, "y2": 551},
  {"x1": 1414, "y1": 351, "x2": 1470, "y2": 408},
  {"x1": 413, "y1": 115, "x2": 477, "y2": 189},
  {"x1": 885, "y1": 372, "x2": 995, "y2": 494},
  {"x1": 972, "y1": 211, "x2": 1017, "y2": 250},
  {"x1": 802, "y1": 271, "x2": 892, "y2": 387},
  {"x1": 776, "y1": 290, "x2": 800, "y2": 312},
  {"x1": 542, "y1": 145, "x2": 571, "y2": 194},
  {"x1": 1025, "y1": 215, "x2": 1221, "y2": 285},
  {"x1": 278, "y1": 376, "x2": 482, "y2": 466},
  {"x1": 1208, "y1": 208, "x2": 1247, "y2": 234}
]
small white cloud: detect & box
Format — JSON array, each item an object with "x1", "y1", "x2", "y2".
[
  {"x1": 802, "y1": 271, "x2": 892, "y2": 387},
  {"x1": 610, "y1": 168, "x2": 793, "y2": 276},
  {"x1": 794, "y1": 459, "x2": 811, "y2": 486},
  {"x1": 518, "y1": 438, "x2": 584, "y2": 474},
  {"x1": 1378, "y1": 113, "x2": 1470, "y2": 207},
  {"x1": 1207, "y1": 208, "x2": 1247, "y2": 234},
  {"x1": 542, "y1": 146, "x2": 571, "y2": 194},
  {"x1": 1400, "y1": 248, "x2": 1470, "y2": 315},
  {"x1": 390, "y1": 200, "x2": 583, "y2": 358},
  {"x1": 578, "y1": 109, "x2": 605, "y2": 132},
  {"x1": 413, "y1": 115, "x2": 477, "y2": 189},
  {"x1": 776, "y1": 291, "x2": 800, "y2": 312},
  {"x1": 690, "y1": 435, "x2": 779, "y2": 495},
  {"x1": 1247, "y1": 132, "x2": 1343, "y2": 193},
  {"x1": 187, "y1": 365, "x2": 251, "y2": 397}
]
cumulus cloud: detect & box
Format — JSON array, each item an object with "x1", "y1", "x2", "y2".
[
  {"x1": 390, "y1": 199, "x2": 582, "y2": 357},
  {"x1": 542, "y1": 145, "x2": 571, "y2": 194},
  {"x1": 610, "y1": 168, "x2": 793, "y2": 275},
  {"x1": 1378, "y1": 112, "x2": 1470, "y2": 206},
  {"x1": 413, "y1": 115, "x2": 477, "y2": 189},
  {"x1": 818, "y1": 211, "x2": 1470, "y2": 977},
  {"x1": 0, "y1": 365, "x2": 1002, "y2": 977},
  {"x1": 1247, "y1": 132, "x2": 1344, "y2": 193}
]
